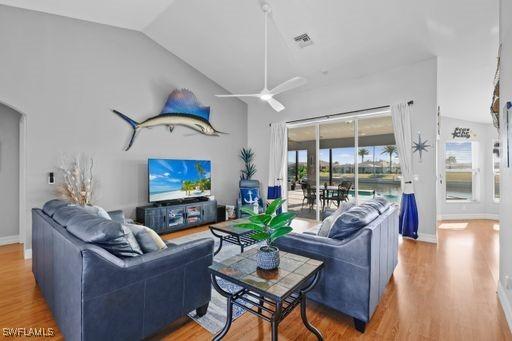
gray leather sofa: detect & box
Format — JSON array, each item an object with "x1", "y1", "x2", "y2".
[
  {"x1": 32, "y1": 201, "x2": 213, "y2": 341},
  {"x1": 275, "y1": 204, "x2": 399, "y2": 333}
]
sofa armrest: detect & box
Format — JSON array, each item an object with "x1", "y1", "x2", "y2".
[
  {"x1": 81, "y1": 238, "x2": 214, "y2": 299},
  {"x1": 275, "y1": 231, "x2": 371, "y2": 268}
]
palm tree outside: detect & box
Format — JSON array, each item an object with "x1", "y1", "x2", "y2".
[
  {"x1": 358, "y1": 148, "x2": 370, "y2": 163},
  {"x1": 381, "y1": 145, "x2": 398, "y2": 173}
]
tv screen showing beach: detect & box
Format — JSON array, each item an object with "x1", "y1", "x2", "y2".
[{"x1": 148, "y1": 159, "x2": 211, "y2": 202}]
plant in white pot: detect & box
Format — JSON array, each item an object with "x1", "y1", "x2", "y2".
[{"x1": 237, "y1": 198, "x2": 295, "y2": 270}]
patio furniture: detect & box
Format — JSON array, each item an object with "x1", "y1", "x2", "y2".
[
  {"x1": 331, "y1": 181, "x2": 352, "y2": 207},
  {"x1": 209, "y1": 249, "x2": 324, "y2": 341},
  {"x1": 301, "y1": 183, "x2": 316, "y2": 209}
]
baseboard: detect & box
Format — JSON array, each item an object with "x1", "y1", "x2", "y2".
[
  {"x1": 439, "y1": 213, "x2": 499, "y2": 221},
  {"x1": 498, "y1": 282, "x2": 512, "y2": 333},
  {"x1": 24, "y1": 248, "x2": 32, "y2": 260},
  {"x1": 0, "y1": 234, "x2": 19, "y2": 246},
  {"x1": 416, "y1": 233, "x2": 437, "y2": 244}
]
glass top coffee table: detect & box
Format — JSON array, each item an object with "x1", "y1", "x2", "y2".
[
  {"x1": 209, "y1": 248, "x2": 324, "y2": 340},
  {"x1": 209, "y1": 218, "x2": 261, "y2": 255}
]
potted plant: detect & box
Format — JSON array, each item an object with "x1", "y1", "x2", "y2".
[{"x1": 237, "y1": 198, "x2": 295, "y2": 270}]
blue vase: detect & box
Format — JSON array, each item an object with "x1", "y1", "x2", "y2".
[{"x1": 256, "y1": 246, "x2": 280, "y2": 270}]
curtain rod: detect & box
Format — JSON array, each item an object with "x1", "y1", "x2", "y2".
[{"x1": 269, "y1": 100, "x2": 414, "y2": 127}]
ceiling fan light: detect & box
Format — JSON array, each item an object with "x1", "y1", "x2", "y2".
[{"x1": 260, "y1": 94, "x2": 272, "y2": 101}]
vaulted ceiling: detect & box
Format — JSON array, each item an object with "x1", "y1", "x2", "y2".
[{"x1": 0, "y1": 0, "x2": 498, "y2": 123}]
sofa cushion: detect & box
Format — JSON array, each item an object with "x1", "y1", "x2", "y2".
[
  {"x1": 67, "y1": 215, "x2": 142, "y2": 257},
  {"x1": 126, "y1": 224, "x2": 167, "y2": 253},
  {"x1": 53, "y1": 205, "x2": 89, "y2": 227},
  {"x1": 361, "y1": 197, "x2": 391, "y2": 214},
  {"x1": 42, "y1": 199, "x2": 69, "y2": 217},
  {"x1": 82, "y1": 205, "x2": 112, "y2": 220},
  {"x1": 318, "y1": 202, "x2": 355, "y2": 237},
  {"x1": 329, "y1": 205, "x2": 380, "y2": 240}
]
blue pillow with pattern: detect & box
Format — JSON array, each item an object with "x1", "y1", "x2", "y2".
[{"x1": 240, "y1": 187, "x2": 260, "y2": 205}]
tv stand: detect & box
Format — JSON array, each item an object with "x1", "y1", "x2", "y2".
[{"x1": 136, "y1": 199, "x2": 217, "y2": 234}]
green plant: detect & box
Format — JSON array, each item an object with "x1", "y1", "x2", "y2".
[
  {"x1": 236, "y1": 198, "x2": 294, "y2": 248},
  {"x1": 358, "y1": 148, "x2": 370, "y2": 163},
  {"x1": 240, "y1": 148, "x2": 256, "y2": 180},
  {"x1": 381, "y1": 145, "x2": 398, "y2": 173}
]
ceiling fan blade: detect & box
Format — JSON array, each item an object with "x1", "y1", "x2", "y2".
[
  {"x1": 215, "y1": 94, "x2": 261, "y2": 98},
  {"x1": 267, "y1": 98, "x2": 285, "y2": 112},
  {"x1": 269, "y1": 77, "x2": 307, "y2": 95}
]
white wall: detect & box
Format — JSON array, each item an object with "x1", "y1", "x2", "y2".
[
  {"x1": 437, "y1": 117, "x2": 499, "y2": 220},
  {"x1": 499, "y1": 0, "x2": 512, "y2": 330},
  {"x1": 248, "y1": 58, "x2": 438, "y2": 239},
  {"x1": 0, "y1": 104, "x2": 20, "y2": 241},
  {"x1": 0, "y1": 6, "x2": 248, "y2": 249}
]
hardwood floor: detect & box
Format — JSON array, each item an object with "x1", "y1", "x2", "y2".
[{"x1": 0, "y1": 219, "x2": 510, "y2": 340}]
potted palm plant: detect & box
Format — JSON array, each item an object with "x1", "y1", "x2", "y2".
[{"x1": 237, "y1": 198, "x2": 295, "y2": 270}]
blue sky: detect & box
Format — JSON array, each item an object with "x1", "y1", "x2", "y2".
[
  {"x1": 149, "y1": 159, "x2": 211, "y2": 194},
  {"x1": 289, "y1": 146, "x2": 399, "y2": 165}
]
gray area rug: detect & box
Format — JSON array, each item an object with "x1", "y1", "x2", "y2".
[{"x1": 172, "y1": 230, "x2": 262, "y2": 334}]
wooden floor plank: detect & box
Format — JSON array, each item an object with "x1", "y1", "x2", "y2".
[{"x1": 0, "y1": 219, "x2": 510, "y2": 340}]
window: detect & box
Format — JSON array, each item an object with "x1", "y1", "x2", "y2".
[
  {"x1": 287, "y1": 150, "x2": 307, "y2": 182},
  {"x1": 493, "y1": 141, "x2": 500, "y2": 202},
  {"x1": 445, "y1": 141, "x2": 478, "y2": 201}
]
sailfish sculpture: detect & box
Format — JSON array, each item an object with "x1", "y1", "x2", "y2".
[{"x1": 113, "y1": 89, "x2": 226, "y2": 151}]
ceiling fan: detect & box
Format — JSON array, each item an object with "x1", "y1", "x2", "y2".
[{"x1": 215, "y1": 3, "x2": 307, "y2": 112}]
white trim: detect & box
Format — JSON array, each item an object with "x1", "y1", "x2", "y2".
[
  {"x1": 417, "y1": 233, "x2": 437, "y2": 243},
  {"x1": 24, "y1": 248, "x2": 32, "y2": 260},
  {"x1": 498, "y1": 281, "x2": 512, "y2": 333},
  {"x1": 439, "y1": 213, "x2": 499, "y2": 221},
  {"x1": 0, "y1": 234, "x2": 19, "y2": 246},
  {"x1": 19, "y1": 114, "x2": 27, "y2": 245}
]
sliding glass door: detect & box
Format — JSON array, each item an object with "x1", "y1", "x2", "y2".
[{"x1": 286, "y1": 111, "x2": 401, "y2": 221}]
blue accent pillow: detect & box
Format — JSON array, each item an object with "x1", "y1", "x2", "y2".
[
  {"x1": 42, "y1": 199, "x2": 68, "y2": 217},
  {"x1": 360, "y1": 197, "x2": 391, "y2": 214},
  {"x1": 328, "y1": 205, "x2": 380, "y2": 240},
  {"x1": 240, "y1": 187, "x2": 260, "y2": 205}
]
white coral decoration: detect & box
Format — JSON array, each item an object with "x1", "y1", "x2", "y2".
[{"x1": 56, "y1": 154, "x2": 95, "y2": 205}]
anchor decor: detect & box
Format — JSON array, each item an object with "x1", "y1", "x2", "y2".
[
  {"x1": 412, "y1": 131, "x2": 431, "y2": 162},
  {"x1": 243, "y1": 189, "x2": 259, "y2": 205}
]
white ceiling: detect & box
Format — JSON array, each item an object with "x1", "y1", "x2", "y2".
[{"x1": 0, "y1": 0, "x2": 499, "y2": 123}]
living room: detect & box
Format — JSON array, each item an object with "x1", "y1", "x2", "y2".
[{"x1": 0, "y1": 0, "x2": 511, "y2": 340}]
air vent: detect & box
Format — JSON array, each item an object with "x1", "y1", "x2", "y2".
[{"x1": 293, "y1": 33, "x2": 313, "y2": 48}]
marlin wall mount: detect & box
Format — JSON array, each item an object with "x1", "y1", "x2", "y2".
[{"x1": 113, "y1": 89, "x2": 226, "y2": 151}]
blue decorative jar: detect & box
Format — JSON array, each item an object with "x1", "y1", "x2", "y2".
[{"x1": 256, "y1": 246, "x2": 280, "y2": 270}]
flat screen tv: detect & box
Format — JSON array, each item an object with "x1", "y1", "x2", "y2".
[{"x1": 148, "y1": 159, "x2": 211, "y2": 203}]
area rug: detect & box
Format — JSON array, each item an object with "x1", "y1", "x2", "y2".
[{"x1": 171, "y1": 230, "x2": 262, "y2": 334}]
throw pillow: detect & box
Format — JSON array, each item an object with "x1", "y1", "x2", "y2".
[
  {"x1": 67, "y1": 214, "x2": 143, "y2": 257},
  {"x1": 360, "y1": 197, "x2": 391, "y2": 214},
  {"x1": 53, "y1": 205, "x2": 90, "y2": 227},
  {"x1": 240, "y1": 187, "x2": 260, "y2": 205},
  {"x1": 329, "y1": 205, "x2": 380, "y2": 240},
  {"x1": 81, "y1": 205, "x2": 112, "y2": 220},
  {"x1": 317, "y1": 202, "x2": 355, "y2": 237},
  {"x1": 42, "y1": 199, "x2": 69, "y2": 217},
  {"x1": 126, "y1": 224, "x2": 168, "y2": 253}
]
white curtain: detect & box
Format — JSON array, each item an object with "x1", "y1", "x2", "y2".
[
  {"x1": 391, "y1": 102, "x2": 414, "y2": 194},
  {"x1": 267, "y1": 122, "x2": 287, "y2": 197}
]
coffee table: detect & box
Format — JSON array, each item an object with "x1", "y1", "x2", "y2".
[
  {"x1": 209, "y1": 218, "x2": 261, "y2": 255},
  {"x1": 209, "y1": 248, "x2": 324, "y2": 340}
]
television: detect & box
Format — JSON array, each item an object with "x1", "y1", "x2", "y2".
[{"x1": 148, "y1": 159, "x2": 211, "y2": 203}]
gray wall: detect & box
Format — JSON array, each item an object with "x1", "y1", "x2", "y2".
[
  {"x1": 0, "y1": 6, "x2": 248, "y2": 249},
  {"x1": 0, "y1": 104, "x2": 20, "y2": 239},
  {"x1": 248, "y1": 58, "x2": 438, "y2": 239}
]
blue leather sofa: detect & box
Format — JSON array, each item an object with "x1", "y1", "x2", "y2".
[
  {"x1": 32, "y1": 202, "x2": 213, "y2": 341},
  {"x1": 275, "y1": 204, "x2": 399, "y2": 333}
]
